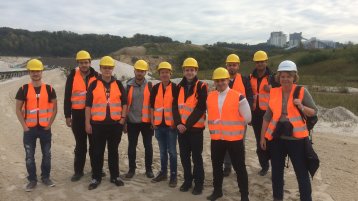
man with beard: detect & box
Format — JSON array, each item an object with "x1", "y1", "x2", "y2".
[{"x1": 64, "y1": 50, "x2": 100, "y2": 181}]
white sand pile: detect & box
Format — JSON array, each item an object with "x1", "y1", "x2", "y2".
[{"x1": 0, "y1": 56, "x2": 30, "y2": 71}]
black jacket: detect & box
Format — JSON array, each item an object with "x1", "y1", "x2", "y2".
[
  {"x1": 64, "y1": 67, "x2": 98, "y2": 118},
  {"x1": 172, "y1": 76, "x2": 207, "y2": 132}
]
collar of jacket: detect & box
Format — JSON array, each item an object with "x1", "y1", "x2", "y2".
[
  {"x1": 179, "y1": 76, "x2": 198, "y2": 87},
  {"x1": 252, "y1": 67, "x2": 272, "y2": 78},
  {"x1": 126, "y1": 77, "x2": 147, "y2": 87},
  {"x1": 97, "y1": 75, "x2": 116, "y2": 84}
]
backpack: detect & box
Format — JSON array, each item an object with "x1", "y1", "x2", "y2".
[{"x1": 293, "y1": 85, "x2": 318, "y2": 131}]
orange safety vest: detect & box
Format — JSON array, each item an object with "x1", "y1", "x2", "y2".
[
  {"x1": 231, "y1": 73, "x2": 246, "y2": 97},
  {"x1": 91, "y1": 80, "x2": 122, "y2": 121},
  {"x1": 265, "y1": 85, "x2": 309, "y2": 141},
  {"x1": 71, "y1": 68, "x2": 96, "y2": 109},
  {"x1": 153, "y1": 82, "x2": 174, "y2": 126},
  {"x1": 178, "y1": 81, "x2": 206, "y2": 128},
  {"x1": 250, "y1": 74, "x2": 270, "y2": 111},
  {"x1": 23, "y1": 83, "x2": 54, "y2": 127},
  {"x1": 127, "y1": 83, "x2": 151, "y2": 123},
  {"x1": 207, "y1": 89, "x2": 246, "y2": 141}
]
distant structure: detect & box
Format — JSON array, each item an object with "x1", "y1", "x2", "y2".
[
  {"x1": 289, "y1": 32, "x2": 303, "y2": 48},
  {"x1": 302, "y1": 37, "x2": 336, "y2": 49},
  {"x1": 267, "y1": 31, "x2": 287, "y2": 47}
]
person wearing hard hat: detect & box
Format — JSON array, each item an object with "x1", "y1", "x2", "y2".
[
  {"x1": 260, "y1": 60, "x2": 317, "y2": 201},
  {"x1": 222, "y1": 54, "x2": 253, "y2": 177},
  {"x1": 250, "y1": 50, "x2": 279, "y2": 176},
  {"x1": 150, "y1": 61, "x2": 178, "y2": 188},
  {"x1": 85, "y1": 56, "x2": 127, "y2": 190},
  {"x1": 15, "y1": 59, "x2": 58, "y2": 191},
  {"x1": 124, "y1": 60, "x2": 154, "y2": 179},
  {"x1": 64, "y1": 50, "x2": 100, "y2": 182},
  {"x1": 172, "y1": 57, "x2": 207, "y2": 195},
  {"x1": 206, "y1": 67, "x2": 251, "y2": 201}
]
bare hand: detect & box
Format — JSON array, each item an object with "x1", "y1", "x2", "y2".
[
  {"x1": 66, "y1": 118, "x2": 72, "y2": 127},
  {"x1": 119, "y1": 118, "x2": 125, "y2": 125},
  {"x1": 86, "y1": 123, "x2": 92, "y2": 134},
  {"x1": 151, "y1": 124, "x2": 157, "y2": 130},
  {"x1": 260, "y1": 138, "x2": 267, "y2": 151},
  {"x1": 23, "y1": 126, "x2": 30, "y2": 132},
  {"x1": 44, "y1": 126, "x2": 51, "y2": 130},
  {"x1": 177, "y1": 124, "x2": 187, "y2": 134},
  {"x1": 293, "y1": 98, "x2": 303, "y2": 108},
  {"x1": 123, "y1": 123, "x2": 128, "y2": 134}
]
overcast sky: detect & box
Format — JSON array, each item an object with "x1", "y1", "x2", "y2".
[{"x1": 1, "y1": 0, "x2": 357, "y2": 44}]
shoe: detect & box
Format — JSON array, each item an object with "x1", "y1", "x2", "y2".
[
  {"x1": 110, "y1": 177, "x2": 124, "y2": 186},
  {"x1": 41, "y1": 178, "x2": 55, "y2": 187},
  {"x1": 223, "y1": 167, "x2": 232, "y2": 177},
  {"x1": 207, "y1": 191, "x2": 223, "y2": 201},
  {"x1": 71, "y1": 173, "x2": 84, "y2": 182},
  {"x1": 169, "y1": 176, "x2": 177, "y2": 188},
  {"x1": 179, "y1": 182, "x2": 192, "y2": 192},
  {"x1": 101, "y1": 171, "x2": 106, "y2": 177},
  {"x1": 88, "y1": 179, "x2": 101, "y2": 190},
  {"x1": 25, "y1": 181, "x2": 37, "y2": 192},
  {"x1": 273, "y1": 198, "x2": 283, "y2": 201},
  {"x1": 151, "y1": 171, "x2": 167, "y2": 183},
  {"x1": 145, "y1": 170, "x2": 154, "y2": 178},
  {"x1": 125, "y1": 169, "x2": 135, "y2": 179},
  {"x1": 192, "y1": 185, "x2": 203, "y2": 195},
  {"x1": 241, "y1": 196, "x2": 250, "y2": 201},
  {"x1": 258, "y1": 168, "x2": 268, "y2": 176}
]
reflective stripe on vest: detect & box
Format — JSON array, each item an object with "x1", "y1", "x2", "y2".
[
  {"x1": 207, "y1": 89, "x2": 245, "y2": 141},
  {"x1": 127, "y1": 83, "x2": 151, "y2": 123},
  {"x1": 90, "y1": 80, "x2": 122, "y2": 121},
  {"x1": 23, "y1": 83, "x2": 53, "y2": 127},
  {"x1": 250, "y1": 74, "x2": 270, "y2": 111},
  {"x1": 264, "y1": 85, "x2": 309, "y2": 141},
  {"x1": 232, "y1": 73, "x2": 246, "y2": 97},
  {"x1": 153, "y1": 82, "x2": 174, "y2": 126},
  {"x1": 71, "y1": 68, "x2": 96, "y2": 109},
  {"x1": 178, "y1": 80, "x2": 206, "y2": 128}
]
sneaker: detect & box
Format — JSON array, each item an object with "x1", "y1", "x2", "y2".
[
  {"x1": 192, "y1": 185, "x2": 203, "y2": 195},
  {"x1": 168, "y1": 177, "x2": 177, "y2": 188},
  {"x1": 179, "y1": 182, "x2": 192, "y2": 192},
  {"x1": 71, "y1": 173, "x2": 84, "y2": 182},
  {"x1": 258, "y1": 168, "x2": 269, "y2": 176},
  {"x1": 25, "y1": 181, "x2": 37, "y2": 192},
  {"x1": 42, "y1": 178, "x2": 55, "y2": 187},
  {"x1": 88, "y1": 179, "x2": 101, "y2": 190},
  {"x1": 151, "y1": 171, "x2": 167, "y2": 183},
  {"x1": 223, "y1": 167, "x2": 232, "y2": 177},
  {"x1": 125, "y1": 169, "x2": 135, "y2": 179},
  {"x1": 207, "y1": 191, "x2": 223, "y2": 201},
  {"x1": 110, "y1": 177, "x2": 124, "y2": 186},
  {"x1": 145, "y1": 170, "x2": 154, "y2": 178}
]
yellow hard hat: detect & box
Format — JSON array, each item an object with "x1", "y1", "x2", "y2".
[
  {"x1": 157, "y1": 62, "x2": 172, "y2": 71},
  {"x1": 212, "y1": 67, "x2": 230, "y2": 80},
  {"x1": 182, "y1": 57, "x2": 198, "y2": 68},
  {"x1": 134, "y1": 60, "x2": 149, "y2": 71},
  {"x1": 76, "y1": 50, "x2": 91, "y2": 61},
  {"x1": 226, "y1": 54, "x2": 240, "y2": 63},
  {"x1": 253, "y1": 50, "x2": 268, "y2": 62},
  {"x1": 99, "y1": 56, "x2": 115, "y2": 67},
  {"x1": 26, "y1": 59, "x2": 44, "y2": 71}
]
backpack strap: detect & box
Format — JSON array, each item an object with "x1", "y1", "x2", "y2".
[{"x1": 293, "y1": 85, "x2": 307, "y2": 122}]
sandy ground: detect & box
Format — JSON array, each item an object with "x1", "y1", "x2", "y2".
[{"x1": 0, "y1": 69, "x2": 357, "y2": 201}]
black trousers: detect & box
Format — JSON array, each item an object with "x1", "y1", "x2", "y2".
[
  {"x1": 127, "y1": 122, "x2": 153, "y2": 171},
  {"x1": 269, "y1": 138, "x2": 312, "y2": 201},
  {"x1": 178, "y1": 130, "x2": 204, "y2": 186},
  {"x1": 92, "y1": 123, "x2": 123, "y2": 181},
  {"x1": 251, "y1": 112, "x2": 270, "y2": 170},
  {"x1": 211, "y1": 140, "x2": 249, "y2": 198},
  {"x1": 71, "y1": 110, "x2": 94, "y2": 174}
]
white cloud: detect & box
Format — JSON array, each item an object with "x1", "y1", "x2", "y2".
[{"x1": 0, "y1": 0, "x2": 357, "y2": 44}]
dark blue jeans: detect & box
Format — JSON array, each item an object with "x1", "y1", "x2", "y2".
[
  {"x1": 269, "y1": 138, "x2": 312, "y2": 201},
  {"x1": 155, "y1": 126, "x2": 177, "y2": 177},
  {"x1": 23, "y1": 127, "x2": 52, "y2": 182}
]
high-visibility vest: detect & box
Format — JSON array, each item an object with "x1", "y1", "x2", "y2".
[
  {"x1": 153, "y1": 82, "x2": 174, "y2": 126},
  {"x1": 178, "y1": 80, "x2": 206, "y2": 128},
  {"x1": 265, "y1": 85, "x2": 309, "y2": 141},
  {"x1": 231, "y1": 73, "x2": 246, "y2": 97},
  {"x1": 127, "y1": 83, "x2": 151, "y2": 123},
  {"x1": 207, "y1": 89, "x2": 246, "y2": 141},
  {"x1": 71, "y1": 68, "x2": 96, "y2": 109},
  {"x1": 23, "y1": 83, "x2": 54, "y2": 127},
  {"x1": 91, "y1": 80, "x2": 122, "y2": 121},
  {"x1": 250, "y1": 74, "x2": 270, "y2": 111}
]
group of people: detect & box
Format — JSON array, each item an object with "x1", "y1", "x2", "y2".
[{"x1": 15, "y1": 49, "x2": 318, "y2": 201}]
